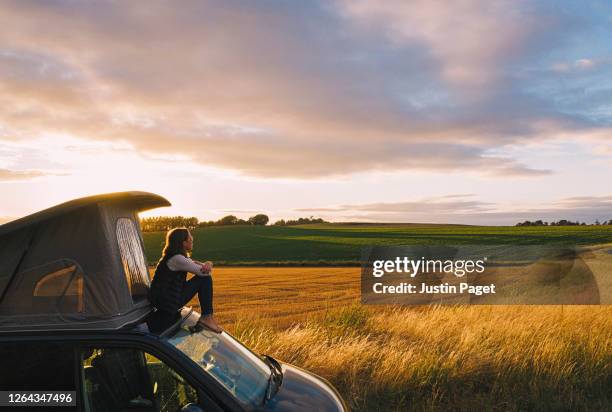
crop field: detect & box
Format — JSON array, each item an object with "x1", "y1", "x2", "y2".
[
  {"x1": 142, "y1": 223, "x2": 612, "y2": 265},
  {"x1": 144, "y1": 225, "x2": 612, "y2": 410},
  {"x1": 159, "y1": 249, "x2": 612, "y2": 411},
  {"x1": 182, "y1": 267, "x2": 360, "y2": 328}
]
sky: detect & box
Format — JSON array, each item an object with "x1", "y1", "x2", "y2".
[{"x1": 0, "y1": 0, "x2": 611, "y2": 225}]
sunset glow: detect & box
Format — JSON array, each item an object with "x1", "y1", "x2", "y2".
[{"x1": 1, "y1": 1, "x2": 611, "y2": 225}]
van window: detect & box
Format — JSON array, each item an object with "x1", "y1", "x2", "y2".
[
  {"x1": 81, "y1": 347, "x2": 199, "y2": 412},
  {"x1": 116, "y1": 218, "x2": 150, "y2": 302},
  {"x1": 0, "y1": 342, "x2": 76, "y2": 391}
]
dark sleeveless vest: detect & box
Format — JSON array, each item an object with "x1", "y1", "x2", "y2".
[{"x1": 150, "y1": 253, "x2": 187, "y2": 314}]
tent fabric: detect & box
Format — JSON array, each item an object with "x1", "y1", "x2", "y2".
[
  {"x1": 0, "y1": 226, "x2": 33, "y2": 300},
  {"x1": 0, "y1": 192, "x2": 170, "y2": 331},
  {"x1": 0, "y1": 191, "x2": 170, "y2": 237}
]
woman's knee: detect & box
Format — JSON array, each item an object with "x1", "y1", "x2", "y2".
[{"x1": 196, "y1": 274, "x2": 212, "y2": 287}]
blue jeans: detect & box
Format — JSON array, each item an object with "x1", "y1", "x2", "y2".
[{"x1": 179, "y1": 275, "x2": 214, "y2": 316}]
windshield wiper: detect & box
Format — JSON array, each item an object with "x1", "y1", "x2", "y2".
[{"x1": 262, "y1": 355, "x2": 283, "y2": 403}]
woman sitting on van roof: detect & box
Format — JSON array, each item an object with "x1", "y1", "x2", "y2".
[{"x1": 150, "y1": 228, "x2": 222, "y2": 333}]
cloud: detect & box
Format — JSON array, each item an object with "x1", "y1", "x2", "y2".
[
  {"x1": 552, "y1": 195, "x2": 612, "y2": 212},
  {"x1": 592, "y1": 145, "x2": 612, "y2": 156},
  {"x1": 219, "y1": 209, "x2": 265, "y2": 215},
  {"x1": 0, "y1": 168, "x2": 46, "y2": 181},
  {"x1": 297, "y1": 194, "x2": 612, "y2": 225},
  {"x1": 298, "y1": 195, "x2": 495, "y2": 214},
  {"x1": 551, "y1": 58, "x2": 605, "y2": 73},
  {"x1": 334, "y1": 0, "x2": 548, "y2": 91},
  {"x1": 0, "y1": 1, "x2": 609, "y2": 179},
  {"x1": 575, "y1": 59, "x2": 596, "y2": 70}
]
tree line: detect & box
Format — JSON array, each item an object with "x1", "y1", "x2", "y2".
[
  {"x1": 515, "y1": 219, "x2": 612, "y2": 227},
  {"x1": 140, "y1": 214, "x2": 328, "y2": 232},
  {"x1": 273, "y1": 217, "x2": 327, "y2": 226}
]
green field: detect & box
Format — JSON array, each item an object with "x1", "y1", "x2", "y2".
[{"x1": 142, "y1": 223, "x2": 612, "y2": 265}]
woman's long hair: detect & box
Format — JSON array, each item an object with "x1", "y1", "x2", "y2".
[{"x1": 161, "y1": 227, "x2": 190, "y2": 258}]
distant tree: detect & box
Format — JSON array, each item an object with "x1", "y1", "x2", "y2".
[
  {"x1": 236, "y1": 219, "x2": 248, "y2": 225},
  {"x1": 552, "y1": 219, "x2": 582, "y2": 226},
  {"x1": 516, "y1": 219, "x2": 598, "y2": 227},
  {"x1": 140, "y1": 216, "x2": 199, "y2": 232},
  {"x1": 283, "y1": 217, "x2": 327, "y2": 225},
  {"x1": 186, "y1": 216, "x2": 198, "y2": 229},
  {"x1": 218, "y1": 215, "x2": 238, "y2": 225},
  {"x1": 265, "y1": 216, "x2": 328, "y2": 226},
  {"x1": 248, "y1": 214, "x2": 269, "y2": 225}
]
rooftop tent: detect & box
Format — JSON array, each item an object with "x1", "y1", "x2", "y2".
[{"x1": 0, "y1": 192, "x2": 170, "y2": 331}]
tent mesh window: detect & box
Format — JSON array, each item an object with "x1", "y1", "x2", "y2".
[
  {"x1": 0, "y1": 259, "x2": 84, "y2": 315},
  {"x1": 116, "y1": 218, "x2": 150, "y2": 303},
  {"x1": 34, "y1": 262, "x2": 84, "y2": 313}
]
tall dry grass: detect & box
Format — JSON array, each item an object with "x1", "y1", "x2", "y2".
[
  {"x1": 227, "y1": 304, "x2": 611, "y2": 411},
  {"x1": 166, "y1": 264, "x2": 611, "y2": 410}
]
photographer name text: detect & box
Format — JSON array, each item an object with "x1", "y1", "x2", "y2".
[{"x1": 372, "y1": 282, "x2": 496, "y2": 295}]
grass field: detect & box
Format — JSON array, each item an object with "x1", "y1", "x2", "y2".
[
  {"x1": 142, "y1": 223, "x2": 612, "y2": 265},
  {"x1": 144, "y1": 224, "x2": 612, "y2": 410},
  {"x1": 168, "y1": 266, "x2": 611, "y2": 411},
  {"x1": 184, "y1": 267, "x2": 360, "y2": 327}
]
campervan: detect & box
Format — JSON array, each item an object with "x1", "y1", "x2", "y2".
[{"x1": 0, "y1": 192, "x2": 348, "y2": 412}]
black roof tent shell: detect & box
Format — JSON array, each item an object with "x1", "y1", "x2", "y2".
[{"x1": 0, "y1": 191, "x2": 171, "y2": 332}]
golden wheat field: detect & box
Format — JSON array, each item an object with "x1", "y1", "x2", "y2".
[{"x1": 151, "y1": 263, "x2": 612, "y2": 411}]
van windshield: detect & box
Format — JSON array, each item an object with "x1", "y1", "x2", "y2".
[{"x1": 167, "y1": 326, "x2": 270, "y2": 405}]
